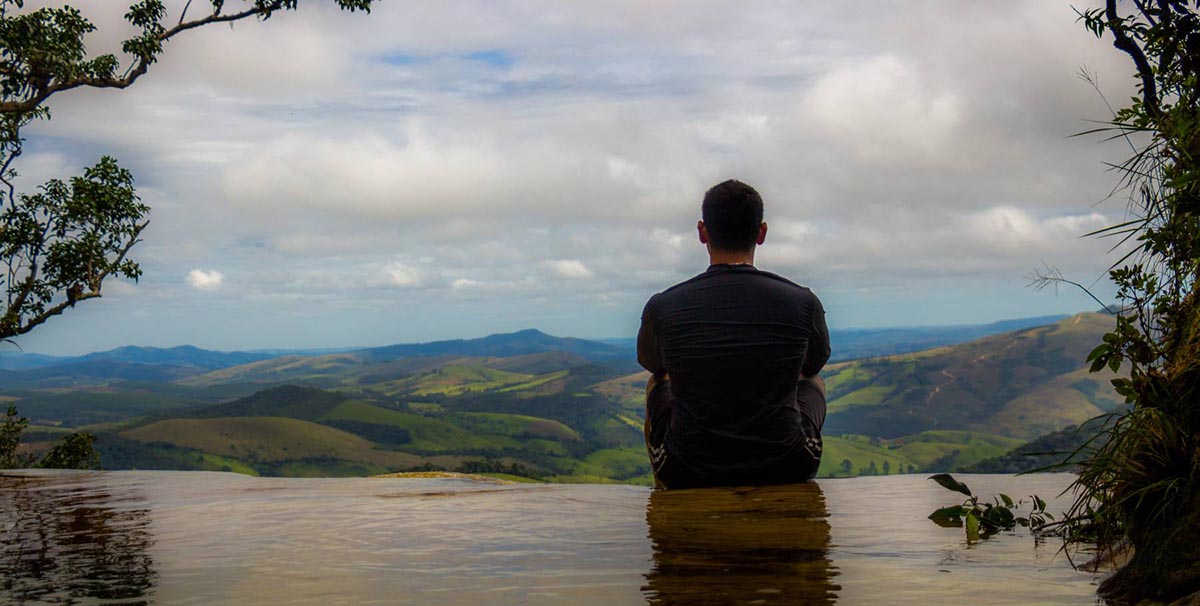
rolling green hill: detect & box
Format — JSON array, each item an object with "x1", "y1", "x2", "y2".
[
  {"x1": 821, "y1": 312, "x2": 1119, "y2": 440},
  {"x1": 15, "y1": 312, "x2": 1121, "y2": 483},
  {"x1": 818, "y1": 431, "x2": 1025, "y2": 477}
]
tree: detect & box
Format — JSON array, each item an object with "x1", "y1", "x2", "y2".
[
  {"x1": 0, "y1": 0, "x2": 376, "y2": 469},
  {"x1": 0, "y1": 0, "x2": 375, "y2": 341},
  {"x1": 1056, "y1": 2, "x2": 1200, "y2": 602},
  {"x1": 1, "y1": 404, "x2": 98, "y2": 469},
  {"x1": 840, "y1": 458, "x2": 853, "y2": 475}
]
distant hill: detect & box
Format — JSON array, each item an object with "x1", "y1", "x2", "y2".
[
  {"x1": 174, "y1": 331, "x2": 627, "y2": 389},
  {"x1": 822, "y1": 312, "x2": 1120, "y2": 440},
  {"x1": 0, "y1": 360, "x2": 202, "y2": 389},
  {"x1": 829, "y1": 314, "x2": 1071, "y2": 362},
  {"x1": 0, "y1": 351, "x2": 66, "y2": 370},
  {"x1": 1, "y1": 330, "x2": 628, "y2": 380},
  {"x1": 356, "y1": 329, "x2": 628, "y2": 362},
  {"x1": 960, "y1": 421, "x2": 1109, "y2": 474},
  {"x1": 10, "y1": 312, "x2": 1125, "y2": 482},
  {"x1": 0, "y1": 313, "x2": 1077, "y2": 373},
  {"x1": 75, "y1": 345, "x2": 274, "y2": 370},
  {"x1": 0, "y1": 346, "x2": 278, "y2": 389},
  {"x1": 600, "y1": 314, "x2": 1074, "y2": 363}
]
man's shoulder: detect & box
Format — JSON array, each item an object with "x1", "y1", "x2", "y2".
[
  {"x1": 658, "y1": 266, "x2": 817, "y2": 298},
  {"x1": 748, "y1": 267, "x2": 815, "y2": 294}
]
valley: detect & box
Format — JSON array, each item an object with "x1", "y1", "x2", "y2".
[{"x1": 3, "y1": 314, "x2": 1121, "y2": 484}]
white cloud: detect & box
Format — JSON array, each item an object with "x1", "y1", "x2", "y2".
[
  {"x1": 383, "y1": 262, "x2": 425, "y2": 288},
  {"x1": 801, "y1": 54, "x2": 963, "y2": 160},
  {"x1": 185, "y1": 269, "x2": 226, "y2": 291},
  {"x1": 9, "y1": 0, "x2": 1145, "y2": 354},
  {"x1": 545, "y1": 259, "x2": 595, "y2": 279}
]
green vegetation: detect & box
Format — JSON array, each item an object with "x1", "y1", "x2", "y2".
[
  {"x1": 446, "y1": 412, "x2": 580, "y2": 441},
  {"x1": 826, "y1": 384, "x2": 892, "y2": 413},
  {"x1": 317, "y1": 400, "x2": 520, "y2": 452},
  {"x1": 0, "y1": 0, "x2": 376, "y2": 342},
  {"x1": 407, "y1": 365, "x2": 535, "y2": 396},
  {"x1": 818, "y1": 431, "x2": 1023, "y2": 478},
  {"x1": 821, "y1": 313, "x2": 1120, "y2": 440},
  {"x1": 1037, "y1": 4, "x2": 1200, "y2": 602},
  {"x1": 927, "y1": 473, "x2": 1050, "y2": 542},
  {"x1": 1, "y1": 404, "x2": 98, "y2": 469},
  {"x1": 0, "y1": 307, "x2": 1124, "y2": 485},
  {"x1": 962, "y1": 424, "x2": 1101, "y2": 474}
]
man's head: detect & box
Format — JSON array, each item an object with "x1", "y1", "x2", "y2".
[{"x1": 699, "y1": 179, "x2": 766, "y2": 254}]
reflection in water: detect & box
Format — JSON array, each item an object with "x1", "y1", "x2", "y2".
[
  {"x1": 1, "y1": 474, "x2": 156, "y2": 605},
  {"x1": 643, "y1": 482, "x2": 838, "y2": 606},
  {"x1": 0, "y1": 471, "x2": 1097, "y2": 606}
]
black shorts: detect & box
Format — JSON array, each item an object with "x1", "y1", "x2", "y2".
[{"x1": 645, "y1": 378, "x2": 826, "y2": 489}]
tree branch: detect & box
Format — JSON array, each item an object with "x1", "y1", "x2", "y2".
[
  {"x1": 178, "y1": 0, "x2": 194, "y2": 26},
  {"x1": 1106, "y1": 0, "x2": 1162, "y2": 119},
  {"x1": 0, "y1": 2, "x2": 285, "y2": 114},
  {"x1": 3, "y1": 219, "x2": 147, "y2": 338}
]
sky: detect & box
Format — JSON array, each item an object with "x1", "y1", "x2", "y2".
[{"x1": 10, "y1": 0, "x2": 1141, "y2": 355}]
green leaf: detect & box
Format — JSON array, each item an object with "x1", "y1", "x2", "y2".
[
  {"x1": 965, "y1": 512, "x2": 981, "y2": 542},
  {"x1": 931, "y1": 517, "x2": 964, "y2": 528},
  {"x1": 999, "y1": 493, "x2": 1014, "y2": 508},
  {"x1": 1108, "y1": 355, "x2": 1122, "y2": 373},
  {"x1": 929, "y1": 506, "x2": 965, "y2": 521},
  {"x1": 981, "y1": 504, "x2": 1015, "y2": 530},
  {"x1": 1087, "y1": 343, "x2": 1110, "y2": 360},
  {"x1": 928, "y1": 473, "x2": 972, "y2": 497}
]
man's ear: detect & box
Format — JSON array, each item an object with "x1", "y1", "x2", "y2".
[
  {"x1": 756, "y1": 221, "x2": 768, "y2": 246},
  {"x1": 697, "y1": 220, "x2": 709, "y2": 245}
]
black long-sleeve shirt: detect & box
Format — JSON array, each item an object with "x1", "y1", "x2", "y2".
[{"x1": 637, "y1": 263, "x2": 830, "y2": 475}]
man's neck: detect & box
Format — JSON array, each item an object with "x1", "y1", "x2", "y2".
[{"x1": 708, "y1": 247, "x2": 756, "y2": 266}]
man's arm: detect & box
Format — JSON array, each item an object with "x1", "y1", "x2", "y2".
[
  {"x1": 800, "y1": 293, "x2": 831, "y2": 396},
  {"x1": 637, "y1": 295, "x2": 667, "y2": 377}
]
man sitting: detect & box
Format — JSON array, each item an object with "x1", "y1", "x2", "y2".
[{"x1": 637, "y1": 179, "x2": 830, "y2": 489}]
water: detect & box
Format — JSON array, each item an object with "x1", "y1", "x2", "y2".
[{"x1": 1, "y1": 471, "x2": 1103, "y2": 605}]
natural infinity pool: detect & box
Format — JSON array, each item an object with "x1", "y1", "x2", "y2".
[{"x1": 1, "y1": 471, "x2": 1102, "y2": 605}]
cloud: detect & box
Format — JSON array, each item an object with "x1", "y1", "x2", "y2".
[
  {"x1": 545, "y1": 259, "x2": 595, "y2": 279},
  {"x1": 185, "y1": 269, "x2": 226, "y2": 291},
  {"x1": 801, "y1": 54, "x2": 964, "y2": 161},
  {"x1": 9, "y1": 0, "x2": 1145, "y2": 354},
  {"x1": 382, "y1": 262, "x2": 426, "y2": 288},
  {"x1": 451, "y1": 278, "x2": 483, "y2": 290}
]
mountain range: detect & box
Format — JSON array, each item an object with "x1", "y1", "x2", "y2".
[{"x1": 4, "y1": 312, "x2": 1121, "y2": 483}]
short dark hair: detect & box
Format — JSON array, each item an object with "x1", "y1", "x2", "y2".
[{"x1": 701, "y1": 179, "x2": 763, "y2": 252}]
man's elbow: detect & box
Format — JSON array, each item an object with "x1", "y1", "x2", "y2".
[{"x1": 800, "y1": 373, "x2": 826, "y2": 398}]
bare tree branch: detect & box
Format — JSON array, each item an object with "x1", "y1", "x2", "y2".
[
  {"x1": 178, "y1": 0, "x2": 195, "y2": 26},
  {"x1": 1106, "y1": 0, "x2": 1162, "y2": 119}
]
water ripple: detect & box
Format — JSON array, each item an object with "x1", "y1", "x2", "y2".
[{"x1": 0, "y1": 471, "x2": 1101, "y2": 605}]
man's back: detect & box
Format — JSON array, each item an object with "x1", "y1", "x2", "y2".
[{"x1": 638, "y1": 263, "x2": 830, "y2": 486}]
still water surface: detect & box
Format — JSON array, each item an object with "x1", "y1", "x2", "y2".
[{"x1": 1, "y1": 471, "x2": 1102, "y2": 605}]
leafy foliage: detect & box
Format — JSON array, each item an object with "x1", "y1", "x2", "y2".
[
  {"x1": 927, "y1": 473, "x2": 1051, "y2": 542},
  {"x1": 1053, "y1": 2, "x2": 1200, "y2": 601},
  {"x1": 455, "y1": 458, "x2": 541, "y2": 480},
  {"x1": 1, "y1": 156, "x2": 148, "y2": 338},
  {"x1": 0, "y1": 402, "x2": 30, "y2": 468},
  {"x1": 0, "y1": 0, "x2": 376, "y2": 341},
  {"x1": 1, "y1": 404, "x2": 99, "y2": 469}
]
